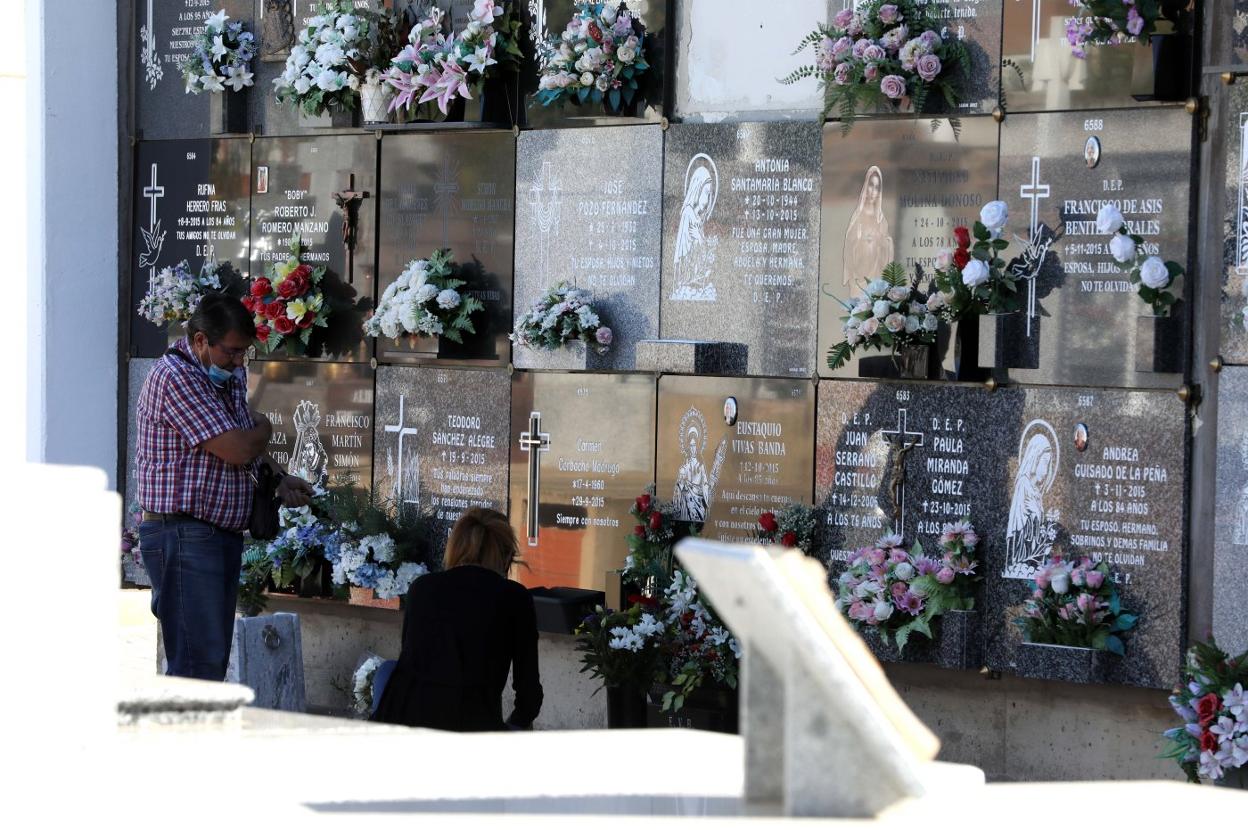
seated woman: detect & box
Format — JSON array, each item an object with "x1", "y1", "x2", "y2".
[{"x1": 371, "y1": 507, "x2": 543, "y2": 731}]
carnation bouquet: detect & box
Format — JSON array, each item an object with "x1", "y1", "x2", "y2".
[
  {"x1": 534, "y1": 2, "x2": 649, "y2": 114},
  {"x1": 926, "y1": 201, "x2": 1026, "y2": 322},
  {"x1": 384, "y1": 1, "x2": 524, "y2": 117},
  {"x1": 273, "y1": 1, "x2": 392, "y2": 117},
  {"x1": 364, "y1": 249, "x2": 484, "y2": 343},
  {"x1": 1096, "y1": 203, "x2": 1183, "y2": 316},
  {"x1": 245, "y1": 236, "x2": 329, "y2": 356},
  {"x1": 781, "y1": 0, "x2": 969, "y2": 132},
  {"x1": 827, "y1": 262, "x2": 937, "y2": 371},
  {"x1": 757, "y1": 504, "x2": 818, "y2": 555},
  {"x1": 1162, "y1": 638, "x2": 1248, "y2": 783},
  {"x1": 511, "y1": 281, "x2": 614, "y2": 355},
  {"x1": 1065, "y1": 0, "x2": 1180, "y2": 59},
  {"x1": 181, "y1": 9, "x2": 256, "y2": 94},
  {"x1": 1015, "y1": 555, "x2": 1137, "y2": 654},
  {"x1": 137, "y1": 259, "x2": 225, "y2": 325},
  {"x1": 835, "y1": 522, "x2": 980, "y2": 651}
]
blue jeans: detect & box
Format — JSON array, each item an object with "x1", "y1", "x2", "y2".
[{"x1": 139, "y1": 516, "x2": 243, "y2": 681}]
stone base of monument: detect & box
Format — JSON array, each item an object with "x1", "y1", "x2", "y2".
[
  {"x1": 1011, "y1": 642, "x2": 1117, "y2": 685},
  {"x1": 225, "y1": 612, "x2": 307, "y2": 713},
  {"x1": 863, "y1": 611, "x2": 982, "y2": 671},
  {"x1": 635, "y1": 339, "x2": 748, "y2": 375},
  {"x1": 978, "y1": 312, "x2": 1039, "y2": 370},
  {"x1": 209, "y1": 88, "x2": 248, "y2": 135},
  {"x1": 646, "y1": 684, "x2": 739, "y2": 734},
  {"x1": 1135, "y1": 310, "x2": 1185, "y2": 374},
  {"x1": 513, "y1": 341, "x2": 612, "y2": 371}
]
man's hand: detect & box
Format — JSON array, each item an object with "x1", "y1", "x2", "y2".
[{"x1": 277, "y1": 474, "x2": 315, "y2": 508}]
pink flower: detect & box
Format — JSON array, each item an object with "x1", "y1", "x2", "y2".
[
  {"x1": 1126, "y1": 7, "x2": 1144, "y2": 36},
  {"x1": 1085, "y1": 569, "x2": 1105, "y2": 589},
  {"x1": 863, "y1": 44, "x2": 886, "y2": 62},
  {"x1": 833, "y1": 62, "x2": 852, "y2": 86},
  {"x1": 896, "y1": 591, "x2": 924, "y2": 615},
  {"x1": 915, "y1": 557, "x2": 940, "y2": 576},
  {"x1": 916, "y1": 53, "x2": 942, "y2": 82},
  {"x1": 891, "y1": 581, "x2": 909, "y2": 599},
  {"x1": 815, "y1": 37, "x2": 836, "y2": 71},
  {"x1": 867, "y1": 547, "x2": 887, "y2": 567},
  {"x1": 877, "y1": 4, "x2": 901, "y2": 23},
  {"x1": 920, "y1": 30, "x2": 942, "y2": 49},
  {"x1": 1071, "y1": 568, "x2": 1086, "y2": 588},
  {"x1": 880, "y1": 74, "x2": 906, "y2": 99},
  {"x1": 1032, "y1": 589, "x2": 1044, "y2": 600},
  {"x1": 831, "y1": 36, "x2": 854, "y2": 59},
  {"x1": 852, "y1": 38, "x2": 871, "y2": 59},
  {"x1": 1035, "y1": 569, "x2": 1051, "y2": 590},
  {"x1": 936, "y1": 567, "x2": 955, "y2": 585},
  {"x1": 833, "y1": 8, "x2": 854, "y2": 28},
  {"x1": 848, "y1": 600, "x2": 871, "y2": 621},
  {"x1": 595, "y1": 326, "x2": 613, "y2": 346},
  {"x1": 419, "y1": 57, "x2": 473, "y2": 115},
  {"x1": 889, "y1": 548, "x2": 909, "y2": 564},
  {"x1": 863, "y1": 63, "x2": 879, "y2": 81}
]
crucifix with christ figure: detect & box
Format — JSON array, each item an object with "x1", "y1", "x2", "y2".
[
  {"x1": 519, "y1": 411, "x2": 551, "y2": 547},
  {"x1": 881, "y1": 408, "x2": 925, "y2": 530},
  {"x1": 333, "y1": 173, "x2": 370, "y2": 285}
]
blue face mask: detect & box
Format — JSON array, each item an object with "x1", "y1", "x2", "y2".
[{"x1": 196, "y1": 347, "x2": 234, "y2": 388}]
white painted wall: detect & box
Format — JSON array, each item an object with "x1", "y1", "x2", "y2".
[{"x1": 25, "y1": 0, "x2": 119, "y2": 486}]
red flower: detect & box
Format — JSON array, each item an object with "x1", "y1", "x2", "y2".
[
  {"x1": 241, "y1": 296, "x2": 257, "y2": 313},
  {"x1": 254, "y1": 323, "x2": 271, "y2": 343},
  {"x1": 587, "y1": 21, "x2": 603, "y2": 42},
  {"x1": 952, "y1": 247, "x2": 971, "y2": 270},
  {"x1": 953, "y1": 226, "x2": 971, "y2": 248},
  {"x1": 628, "y1": 594, "x2": 659, "y2": 609},
  {"x1": 265, "y1": 301, "x2": 286, "y2": 320},
  {"x1": 296, "y1": 313, "x2": 315, "y2": 329},
  {"x1": 649, "y1": 511, "x2": 663, "y2": 531},
  {"x1": 250, "y1": 278, "x2": 271, "y2": 298},
  {"x1": 289, "y1": 264, "x2": 312, "y2": 282},
  {"x1": 633, "y1": 524, "x2": 646, "y2": 537},
  {"x1": 273, "y1": 316, "x2": 295, "y2": 335},
  {"x1": 636, "y1": 493, "x2": 651, "y2": 513},
  {"x1": 278, "y1": 274, "x2": 308, "y2": 299},
  {"x1": 1196, "y1": 693, "x2": 1221, "y2": 726},
  {"x1": 758, "y1": 512, "x2": 778, "y2": 533},
  {"x1": 781, "y1": 531, "x2": 798, "y2": 548},
  {"x1": 1200, "y1": 730, "x2": 1219, "y2": 753}
]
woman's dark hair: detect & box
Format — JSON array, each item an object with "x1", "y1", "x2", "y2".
[
  {"x1": 444, "y1": 508, "x2": 521, "y2": 577},
  {"x1": 187, "y1": 293, "x2": 256, "y2": 342}
]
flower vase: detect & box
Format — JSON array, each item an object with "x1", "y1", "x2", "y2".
[
  {"x1": 856, "y1": 344, "x2": 935, "y2": 380},
  {"x1": 210, "y1": 88, "x2": 249, "y2": 135},
  {"x1": 864, "y1": 613, "x2": 981, "y2": 670},
  {"x1": 645, "y1": 684, "x2": 739, "y2": 734},
  {"x1": 1130, "y1": 25, "x2": 1192, "y2": 102},
  {"x1": 348, "y1": 586, "x2": 401, "y2": 610},
  {"x1": 1012, "y1": 642, "x2": 1117, "y2": 685},
  {"x1": 605, "y1": 683, "x2": 649, "y2": 728},
  {"x1": 405, "y1": 335, "x2": 442, "y2": 358},
  {"x1": 294, "y1": 561, "x2": 334, "y2": 599},
  {"x1": 360, "y1": 80, "x2": 394, "y2": 124},
  {"x1": 1134, "y1": 307, "x2": 1184, "y2": 374},
  {"x1": 938, "y1": 319, "x2": 989, "y2": 382},
  {"x1": 977, "y1": 311, "x2": 1039, "y2": 370}
]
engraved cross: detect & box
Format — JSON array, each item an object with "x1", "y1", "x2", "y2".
[
  {"x1": 519, "y1": 410, "x2": 551, "y2": 547},
  {"x1": 384, "y1": 394, "x2": 420, "y2": 506}
]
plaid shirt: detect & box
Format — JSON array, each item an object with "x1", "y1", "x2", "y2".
[{"x1": 135, "y1": 338, "x2": 257, "y2": 531}]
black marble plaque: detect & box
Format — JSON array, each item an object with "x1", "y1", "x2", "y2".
[
  {"x1": 817, "y1": 117, "x2": 999, "y2": 379},
  {"x1": 997, "y1": 108, "x2": 1192, "y2": 388},
  {"x1": 656, "y1": 375, "x2": 815, "y2": 544},
  {"x1": 131, "y1": 138, "x2": 252, "y2": 358},
  {"x1": 247, "y1": 359, "x2": 375, "y2": 489},
  {"x1": 659, "y1": 122, "x2": 822, "y2": 378},
  {"x1": 513, "y1": 125, "x2": 663, "y2": 370},
  {"x1": 508, "y1": 373, "x2": 656, "y2": 593},
  {"x1": 1223, "y1": 83, "x2": 1248, "y2": 365},
  {"x1": 376, "y1": 131, "x2": 516, "y2": 366},
  {"x1": 373, "y1": 365, "x2": 511, "y2": 545},
  {"x1": 1213, "y1": 367, "x2": 1248, "y2": 654},
  {"x1": 250, "y1": 134, "x2": 375, "y2": 361}
]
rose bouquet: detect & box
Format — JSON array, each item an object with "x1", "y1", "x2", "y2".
[
  {"x1": 1065, "y1": 0, "x2": 1178, "y2": 59},
  {"x1": 757, "y1": 503, "x2": 818, "y2": 555},
  {"x1": 827, "y1": 262, "x2": 938, "y2": 370},
  {"x1": 1162, "y1": 638, "x2": 1248, "y2": 783},
  {"x1": 1097, "y1": 203, "x2": 1183, "y2": 316},
  {"x1": 273, "y1": 1, "x2": 391, "y2": 117},
  {"x1": 927, "y1": 201, "x2": 1026, "y2": 322},
  {"x1": 364, "y1": 249, "x2": 484, "y2": 343},
  {"x1": 245, "y1": 236, "x2": 329, "y2": 356},
  {"x1": 384, "y1": 1, "x2": 524, "y2": 117},
  {"x1": 834, "y1": 523, "x2": 980, "y2": 651},
  {"x1": 137, "y1": 259, "x2": 225, "y2": 325},
  {"x1": 1015, "y1": 555, "x2": 1137, "y2": 654},
  {"x1": 781, "y1": 0, "x2": 969, "y2": 131},
  {"x1": 535, "y1": 2, "x2": 649, "y2": 114},
  {"x1": 181, "y1": 9, "x2": 256, "y2": 94},
  {"x1": 511, "y1": 282, "x2": 613, "y2": 355},
  {"x1": 622, "y1": 488, "x2": 701, "y2": 590}
]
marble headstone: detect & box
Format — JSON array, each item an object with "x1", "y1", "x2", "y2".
[
  {"x1": 247, "y1": 360, "x2": 375, "y2": 490},
  {"x1": 1213, "y1": 367, "x2": 1248, "y2": 655},
  {"x1": 656, "y1": 375, "x2": 815, "y2": 544},
  {"x1": 1221, "y1": 82, "x2": 1248, "y2": 365},
  {"x1": 226, "y1": 612, "x2": 307, "y2": 713},
  {"x1": 514, "y1": 125, "x2": 663, "y2": 370},
  {"x1": 131, "y1": 138, "x2": 251, "y2": 358},
  {"x1": 508, "y1": 372, "x2": 656, "y2": 593},
  {"x1": 376, "y1": 131, "x2": 516, "y2": 367},
  {"x1": 373, "y1": 365, "x2": 511, "y2": 549},
  {"x1": 660, "y1": 121, "x2": 823, "y2": 378}
]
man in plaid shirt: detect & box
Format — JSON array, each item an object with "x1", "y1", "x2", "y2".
[{"x1": 136, "y1": 294, "x2": 313, "y2": 680}]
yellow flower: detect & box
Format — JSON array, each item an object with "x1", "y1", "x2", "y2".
[
  {"x1": 287, "y1": 298, "x2": 309, "y2": 320},
  {"x1": 307, "y1": 292, "x2": 324, "y2": 312},
  {"x1": 274, "y1": 259, "x2": 297, "y2": 284}
]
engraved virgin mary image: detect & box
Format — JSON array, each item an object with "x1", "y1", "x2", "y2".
[
  {"x1": 673, "y1": 407, "x2": 727, "y2": 523},
  {"x1": 291, "y1": 400, "x2": 330, "y2": 488},
  {"x1": 670, "y1": 154, "x2": 719, "y2": 302},
  {"x1": 1003, "y1": 420, "x2": 1061, "y2": 579},
  {"x1": 842, "y1": 166, "x2": 894, "y2": 289}
]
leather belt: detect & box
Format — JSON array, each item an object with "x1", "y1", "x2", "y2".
[{"x1": 142, "y1": 511, "x2": 191, "y2": 522}]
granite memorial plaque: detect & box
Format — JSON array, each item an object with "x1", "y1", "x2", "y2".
[
  {"x1": 1213, "y1": 367, "x2": 1248, "y2": 655},
  {"x1": 997, "y1": 108, "x2": 1192, "y2": 388},
  {"x1": 659, "y1": 122, "x2": 822, "y2": 378},
  {"x1": 514, "y1": 125, "x2": 662, "y2": 370},
  {"x1": 373, "y1": 365, "x2": 510, "y2": 546},
  {"x1": 655, "y1": 375, "x2": 815, "y2": 544},
  {"x1": 250, "y1": 135, "x2": 375, "y2": 361},
  {"x1": 817, "y1": 117, "x2": 999, "y2": 379},
  {"x1": 508, "y1": 372, "x2": 656, "y2": 592},
  {"x1": 131, "y1": 138, "x2": 252, "y2": 358},
  {"x1": 135, "y1": 0, "x2": 254, "y2": 140},
  {"x1": 1222, "y1": 83, "x2": 1248, "y2": 365},
  {"x1": 376, "y1": 132, "x2": 515, "y2": 367},
  {"x1": 247, "y1": 360, "x2": 375, "y2": 489}
]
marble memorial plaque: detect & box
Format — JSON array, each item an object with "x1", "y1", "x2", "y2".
[
  {"x1": 508, "y1": 373, "x2": 656, "y2": 593},
  {"x1": 131, "y1": 138, "x2": 252, "y2": 358},
  {"x1": 660, "y1": 122, "x2": 822, "y2": 378},
  {"x1": 514, "y1": 125, "x2": 662, "y2": 370},
  {"x1": 247, "y1": 360, "x2": 375, "y2": 490},
  {"x1": 376, "y1": 132, "x2": 515, "y2": 367},
  {"x1": 1222, "y1": 83, "x2": 1248, "y2": 365},
  {"x1": 373, "y1": 366, "x2": 511, "y2": 546},
  {"x1": 135, "y1": 0, "x2": 254, "y2": 140},
  {"x1": 250, "y1": 135, "x2": 376, "y2": 361},
  {"x1": 1213, "y1": 367, "x2": 1248, "y2": 654},
  {"x1": 998, "y1": 108, "x2": 1191, "y2": 388},
  {"x1": 817, "y1": 117, "x2": 999, "y2": 379},
  {"x1": 655, "y1": 375, "x2": 815, "y2": 544}
]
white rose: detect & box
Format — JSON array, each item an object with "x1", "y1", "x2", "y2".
[
  {"x1": 884, "y1": 312, "x2": 906, "y2": 333},
  {"x1": 866, "y1": 278, "x2": 890, "y2": 297},
  {"x1": 1096, "y1": 203, "x2": 1125, "y2": 235},
  {"x1": 872, "y1": 300, "x2": 892, "y2": 318},
  {"x1": 922, "y1": 313, "x2": 938, "y2": 331},
  {"x1": 961, "y1": 259, "x2": 990, "y2": 288},
  {"x1": 1109, "y1": 232, "x2": 1137, "y2": 264},
  {"x1": 595, "y1": 74, "x2": 611, "y2": 92},
  {"x1": 1050, "y1": 570, "x2": 1070, "y2": 594},
  {"x1": 904, "y1": 315, "x2": 920, "y2": 334},
  {"x1": 873, "y1": 601, "x2": 894, "y2": 621},
  {"x1": 436, "y1": 288, "x2": 461, "y2": 309},
  {"x1": 886, "y1": 286, "x2": 910, "y2": 302},
  {"x1": 846, "y1": 327, "x2": 862, "y2": 345},
  {"x1": 579, "y1": 71, "x2": 595, "y2": 87},
  {"x1": 617, "y1": 45, "x2": 637, "y2": 63},
  {"x1": 294, "y1": 76, "x2": 312, "y2": 95},
  {"x1": 1140, "y1": 256, "x2": 1171, "y2": 290},
  {"x1": 979, "y1": 200, "x2": 1009, "y2": 232},
  {"x1": 852, "y1": 299, "x2": 872, "y2": 315},
  {"x1": 935, "y1": 249, "x2": 953, "y2": 270},
  {"x1": 926, "y1": 292, "x2": 945, "y2": 311},
  {"x1": 893, "y1": 561, "x2": 915, "y2": 580},
  {"x1": 859, "y1": 317, "x2": 880, "y2": 337}
]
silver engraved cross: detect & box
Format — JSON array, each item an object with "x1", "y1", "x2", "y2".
[{"x1": 519, "y1": 410, "x2": 550, "y2": 547}]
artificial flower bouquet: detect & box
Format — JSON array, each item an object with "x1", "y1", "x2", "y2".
[
  {"x1": 137, "y1": 259, "x2": 226, "y2": 325},
  {"x1": 656, "y1": 569, "x2": 741, "y2": 712},
  {"x1": 782, "y1": 0, "x2": 969, "y2": 131},
  {"x1": 1096, "y1": 203, "x2": 1183, "y2": 316},
  {"x1": 364, "y1": 249, "x2": 484, "y2": 343},
  {"x1": 245, "y1": 236, "x2": 329, "y2": 356},
  {"x1": 622, "y1": 488, "x2": 701, "y2": 589},
  {"x1": 574, "y1": 601, "x2": 666, "y2": 691},
  {"x1": 273, "y1": 0, "x2": 395, "y2": 117},
  {"x1": 834, "y1": 522, "x2": 980, "y2": 651},
  {"x1": 827, "y1": 262, "x2": 937, "y2": 371},
  {"x1": 757, "y1": 503, "x2": 818, "y2": 555},
  {"x1": 1015, "y1": 555, "x2": 1137, "y2": 654},
  {"x1": 927, "y1": 200, "x2": 1026, "y2": 322},
  {"x1": 239, "y1": 494, "x2": 340, "y2": 615},
  {"x1": 1065, "y1": 0, "x2": 1178, "y2": 59},
  {"x1": 511, "y1": 281, "x2": 613, "y2": 355},
  {"x1": 182, "y1": 9, "x2": 256, "y2": 94},
  {"x1": 1162, "y1": 638, "x2": 1248, "y2": 783},
  {"x1": 535, "y1": 2, "x2": 649, "y2": 114}
]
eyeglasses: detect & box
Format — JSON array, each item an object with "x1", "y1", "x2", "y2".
[{"x1": 212, "y1": 342, "x2": 251, "y2": 359}]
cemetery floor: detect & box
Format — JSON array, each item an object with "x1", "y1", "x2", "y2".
[{"x1": 118, "y1": 588, "x2": 157, "y2": 686}]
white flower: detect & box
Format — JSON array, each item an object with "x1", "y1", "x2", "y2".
[
  {"x1": 872, "y1": 300, "x2": 892, "y2": 318},
  {"x1": 414, "y1": 283, "x2": 438, "y2": 305},
  {"x1": 846, "y1": 327, "x2": 862, "y2": 345},
  {"x1": 886, "y1": 286, "x2": 910, "y2": 303},
  {"x1": 467, "y1": 46, "x2": 497, "y2": 75},
  {"x1": 922, "y1": 313, "x2": 938, "y2": 331},
  {"x1": 436, "y1": 288, "x2": 461, "y2": 309},
  {"x1": 294, "y1": 76, "x2": 312, "y2": 95},
  {"x1": 979, "y1": 200, "x2": 1009, "y2": 232},
  {"x1": 224, "y1": 66, "x2": 254, "y2": 92},
  {"x1": 961, "y1": 259, "x2": 990, "y2": 288},
  {"x1": 1096, "y1": 204, "x2": 1125, "y2": 235},
  {"x1": 873, "y1": 601, "x2": 894, "y2": 621},
  {"x1": 1050, "y1": 570, "x2": 1070, "y2": 594},
  {"x1": 210, "y1": 35, "x2": 229, "y2": 62},
  {"x1": 852, "y1": 299, "x2": 872, "y2": 315},
  {"x1": 859, "y1": 317, "x2": 880, "y2": 337},
  {"x1": 579, "y1": 71, "x2": 595, "y2": 87},
  {"x1": 926, "y1": 292, "x2": 945, "y2": 312},
  {"x1": 315, "y1": 42, "x2": 346, "y2": 67},
  {"x1": 893, "y1": 561, "x2": 915, "y2": 580},
  {"x1": 205, "y1": 9, "x2": 229, "y2": 33},
  {"x1": 316, "y1": 68, "x2": 344, "y2": 91},
  {"x1": 1109, "y1": 232, "x2": 1136, "y2": 264},
  {"x1": 904, "y1": 315, "x2": 920, "y2": 334},
  {"x1": 884, "y1": 312, "x2": 906, "y2": 333},
  {"x1": 935, "y1": 249, "x2": 953, "y2": 270},
  {"x1": 1140, "y1": 256, "x2": 1170, "y2": 290},
  {"x1": 866, "y1": 278, "x2": 889, "y2": 298},
  {"x1": 595, "y1": 74, "x2": 611, "y2": 92},
  {"x1": 200, "y1": 73, "x2": 225, "y2": 93}
]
